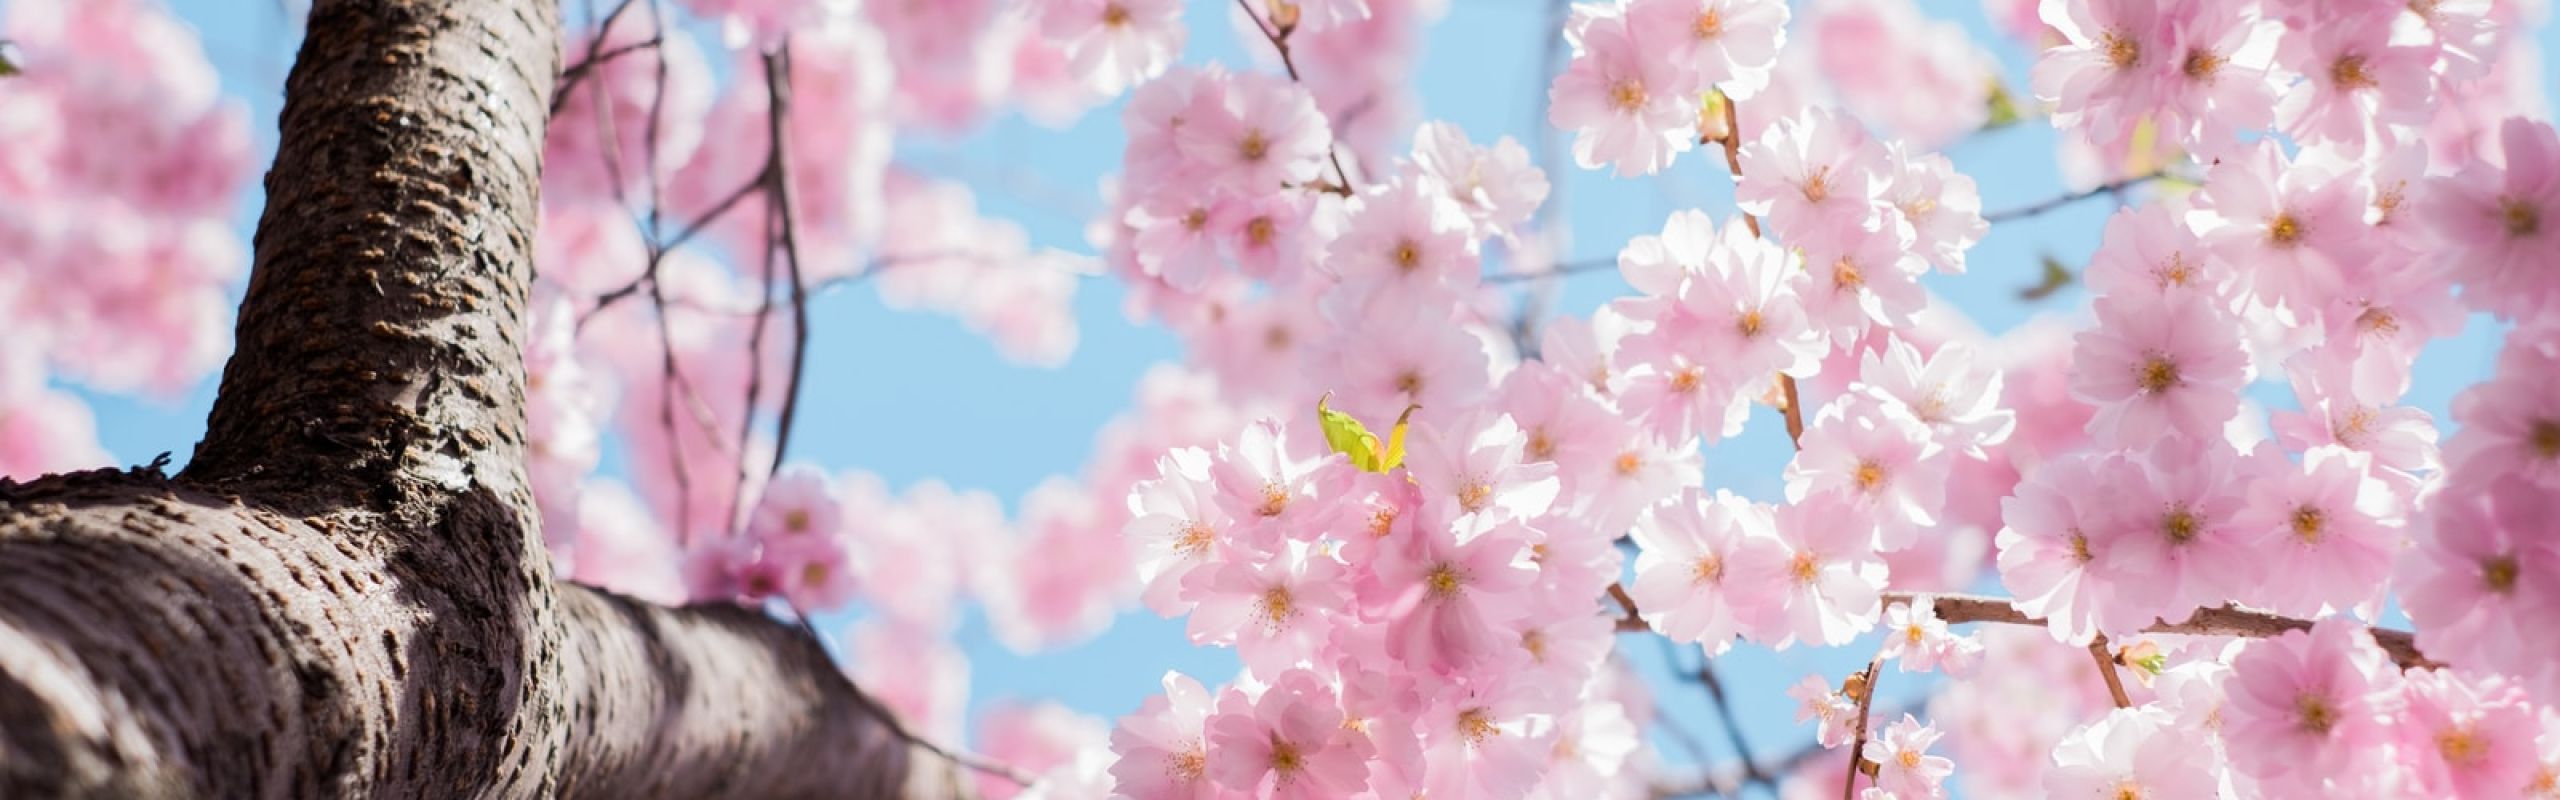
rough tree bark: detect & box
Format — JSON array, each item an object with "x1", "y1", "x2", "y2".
[{"x1": 0, "y1": 1, "x2": 957, "y2": 797}]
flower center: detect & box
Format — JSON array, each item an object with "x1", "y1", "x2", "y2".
[
  {"x1": 1801, "y1": 167, "x2": 1833, "y2": 203},
  {"x1": 1609, "y1": 78, "x2": 1647, "y2": 112},
  {"x1": 1831, "y1": 256, "x2": 1864, "y2": 291},
  {"x1": 1175, "y1": 520, "x2": 1215, "y2": 557},
  {"x1": 2533, "y1": 419, "x2": 2560, "y2": 459},
  {"x1": 1457, "y1": 480, "x2": 1494, "y2": 513},
  {"x1": 2438, "y1": 725, "x2": 2487, "y2": 767},
  {"x1": 1525, "y1": 429, "x2": 1556, "y2": 462},
  {"x1": 2484, "y1": 555, "x2": 2521, "y2": 594},
  {"x1": 1367, "y1": 505, "x2": 1399, "y2": 537},
  {"x1": 1904, "y1": 623, "x2": 1927, "y2": 645},
  {"x1": 2182, "y1": 49, "x2": 2222, "y2": 79},
  {"x1": 2158, "y1": 252, "x2": 2195, "y2": 287},
  {"x1": 1260, "y1": 482, "x2": 1289, "y2": 517},
  {"x1": 1789, "y1": 551, "x2": 1820, "y2": 584},
  {"x1": 1896, "y1": 748, "x2": 1922, "y2": 769},
  {"x1": 2296, "y1": 693, "x2": 2336, "y2": 735},
  {"x1": 1615, "y1": 451, "x2": 1642, "y2": 476},
  {"x1": 1427, "y1": 563, "x2": 1464, "y2": 598},
  {"x1": 1183, "y1": 207, "x2": 1210, "y2": 231},
  {"x1": 2357, "y1": 306, "x2": 2399, "y2": 336},
  {"x1": 2268, "y1": 212, "x2": 2305, "y2": 246},
  {"x1": 2291, "y1": 506, "x2": 2326, "y2": 544},
  {"x1": 1101, "y1": 3, "x2": 1130, "y2": 26},
  {"x1": 2114, "y1": 781, "x2": 2147, "y2": 800},
  {"x1": 1458, "y1": 708, "x2": 1501, "y2": 744},
  {"x1": 1263, "y1": 323, "x2": 1292, "y2": 352},
  {"x1": 2161, "y1": 506, "x2": 2201, "y2": 544},
  {"x1": 2330, "y1": 54, "x2": 2376, "y2": 89},
  {"x1": 2503, "y1": 196, "x2": 2543, "y2": 238},
  {"x1": 1693, "y1": 554, "x2": 1725, "y2": 584},
  {"x1": 1239, "y1": 130, "x2": 1270, "y2": 162},
  {"x1": 1853, "y1": 459, "x2": 1887, "y2": 493},
  {"x1": 1521, "y1": 629, "x2": 1548, "y2": 660},
  {"x1": 1170, "y1": 746, "x2": 1207, "y2": 782},
  {"x1": 2068, "y1": 530, "x2": 2095, "y2": 564},
  {"x1": 1394, "y1": 369, "x2": 1424, "y2": 396},
  {"x1": 1392, "y1": 239, "x2": 1423, "y2": 273},
  {"x1": 1246, "y1": 216, "x2": 1277, "y2": 246},
  {"x1": 1693, "y1": 9, "x2": 1724, "y2": 38},
  {"x1": 783, "y1": 508, "x2": 811, "y2": 533},
  {"x1": 1668, "y1": 366, "x2": 1703, "y2": 393},
  {"x1": 1737, "y1": 309, "x2": 1765, "y2": 337},
  {"x1": 2102, "y1": 31, "x2": 2140, "y2": 69},
  {"x1": 1268, "y1": 736, "x2": 1305, "y2": 775},
  {"x1": 2136, "y1": 354, "x2": 2180, "y2": 394},
  {"x1": 1258, "y1": 587, "x2": 1297, "y2": 629},
  {"x1": 800, "y1": 562, "x2": 830, "y2": 588}
]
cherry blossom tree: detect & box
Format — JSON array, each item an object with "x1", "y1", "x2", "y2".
[{"x1": 3, "y1": 0, "x2": 2558, "y2": 797}]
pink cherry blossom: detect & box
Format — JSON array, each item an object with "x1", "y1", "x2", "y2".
[
  {"x1": 2399, "y1": 475, "x2": 2560, "y2": 699},
  {"x1": 1995, "y1": 452, "x2": 2136, "y2": 645},
  {"x1": 2101, "y1": 437, "x2": 2263, "y2": 628},
  {"x1": 2043, "y1": 706, "x2": 2224, "y2": 800},
  {"x1": 2069, "y1": 290, "x2": 2249, "y2": 446},
  {"x1": 2396, "y1": 668, "x2": 2542, "y2": 799},
  {"x1": 1734, "y1": 106, "x2": 1899, "y2": 248},
  {"x1": 1125, "y1": 447, "x2": 1232, "y2": 616},
  {"x1": 1768, "y1": 491, "x2": 1889, "y2": 648},
  {"x1": 1033, "y1": 0, "x2": 1185, "y2": 96},
  {"x1": 2082, "y1": 203, "x2": 2228, "y2": 301},
  {"x1": 1174, "y1": 72, "x2": 1330, "y2": 196},
  {"x1": 1325, "y1": 176, "x2": 1481, "y2": 309},
  {"x1": 2030, "y1": 0, "x2": 2170, "y2": 153},
  {"x1": 2223, "y1": 617, "x2": 2407, "y2": 794},
  {"x1": 2230, "y1": 445, "x2": 2403, "y2": 618},
  {"x1": 1205, "y1": 670, "x2": 1376, "y2": 800},
  {"x1": 1186, "y1": 541, "x2": 1350, "y2": 674},
  {"x1": 1883, "y1": 146, "x2": 1988, "y2": 275},
  {"x1": 1209, "y1": 419, "x2": 1329, "y2": 554},
  {"x1": 2422, "y1": 118, "x2": 2560, "y2": 321},
  {"x1": 1788, "y1": 394, "x2": 1949, "y2": 551},
  {"x1": 1408, "y1": 122, "x2": 1549, "y2": 240},
  {"x1": 1547, "y1": 7, "x2": 1699, "y2": 177},
  {"x1": 2447, "y1": 336, "x2": 2560, "y2": 489},
  {"x1": 2194, "y1": 141, "x2": 2376, "y2": 317},
  {"x1": 1791, "y1": 674, "x2": 1860, "y2": 748},
  {"x1": 1808, "y1": 0, "x2": 1992, "y2": 150},
  {"x1": 2273, "y1": 3, "x2": 2437, "y2": 153},
  {"x1": 2270, "y1": 354, "x2": 2441, "y2": 478},
  {"x1": 1854, "y1": 337, "x2": 2013, "y2": 459},
  {"x1": 1628, "y1": 489, "x2": 1789, "y2": 652},
  {"x1": 1404, "y1": 410, "x2": 1560, "y2": 524},
  {"x1": 1879, "y1": 600, "x2": 1982, "y2": 677},
  {"x1": 1865, "y1": 714, "x2": 1953, "y2": 800},
  {"x1": 1416, "y1": 675, "x2": 1556, "y2": 800},
  {"x1": 1623, "y1": 0, "x2": 1791, "y2": 100},
  {"x1": 1371, "y1": 507, "x2": 1538, "y2": 676}
]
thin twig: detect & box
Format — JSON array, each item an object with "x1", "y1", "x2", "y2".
[
  {"x1": 1485, "y1": 258, "x2": 1616, "y2": 284},
  {"x1": 1983, "y1": 170, "x2": 2169, "y2": 223},
  {"x1": 1694, "y1": 663, "x2": 1775, "y2": 789},
  {"x1": 1608, "y1": 583, "x2": 1643, "y2": 630},
  {"x1": 552, "y1": 35, "x2": 661, "y2": 113},
  {"x1": 1712, "y1": 96, "x2": 1803, "y2": 449},
  {"x1": 551, "y1": 0, "x2": 639, "y2": 114},
  {"x1": 1233, "y1": 0, "x2": 1357, "y2": 195},
  {"x1": 2089, "y1": 636, "x2": 2134, "y2": 709},
  {"x1": 1879, "y1": 591, "x2": 2438, "y2": 670},
  {"x1": 1839, "y1": 651, "x2": 1886, "y2": 800},
  {"x1": 762, "y1": 47, "x2": 814, "y2": 481}
]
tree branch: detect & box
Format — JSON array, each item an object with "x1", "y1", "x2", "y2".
[
  {"x1": 1982, "y1": 170, "x2": 2168, "y2": 224},
  {"x1": 1886, "y1": 592, "x2": 2437, "y2": 670}
]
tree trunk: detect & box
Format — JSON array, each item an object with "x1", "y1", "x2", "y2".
[{"x1": 0, "y1": 1, "x2": 952, "y2": 797}]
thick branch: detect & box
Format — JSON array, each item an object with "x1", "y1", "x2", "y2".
[
  {"x1": 1889, "y1": 592, "x2": 2438, "y2": 670},
  {"x1": 185, "y1": 0, "x2": 554, "y2": 527}
]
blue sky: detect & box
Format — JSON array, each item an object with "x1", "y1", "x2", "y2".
[{"x1": 29, "y1": 0, "x2": 2557, "y2": 791}]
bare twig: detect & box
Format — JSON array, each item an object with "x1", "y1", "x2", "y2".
[
  {"x1": 1881, "y1": 592, "x2": 2438, "y2": 670},
  {"x1": 552, "y1": 0, "x2": 639, "y2": 114},
  {"x1": 2089, "y1": 636, "x2": 2133, "y2": 709},
  {"x1": 1233, "y1": 0, "x2": 1357, "y2": 195},
  {"x1": 1984, "y1": 170, "x2": 2169, "y2": 223},
  {"x1": 1839, "y1": 652, "x2": 1886, "y2": 800},
  {"x1": 762, "y1": 47, "x2": 814, "y2": 481}
]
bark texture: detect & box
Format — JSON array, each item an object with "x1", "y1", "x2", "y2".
[{"x1": 0, "y1": 1, "x2": 951, "y2": 797}]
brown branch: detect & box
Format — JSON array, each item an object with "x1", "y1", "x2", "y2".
[
  {"x1": 551, "y1": 0, "x2": 638, "y2": 114},
  {"x1": 1885, "y1": 592, "x2": 2438, "y2": 670},
  {"x1": 2089, "y1": 637, "x2": 2133, "y2": 708},
  {"x1": 761, "y1": 47, "x2": 814, "y2": 480},
  {"x1": 1839, "y1": 653, "x2": 1886, "y2": 800}
]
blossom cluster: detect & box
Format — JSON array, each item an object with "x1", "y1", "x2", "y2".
[{"x1": 0, "y1": 0, "x2": 253, "y2": 478}]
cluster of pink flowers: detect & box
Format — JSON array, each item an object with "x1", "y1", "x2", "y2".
[
  {"x1": 1547, "y1": 0, "x2": 1791, "y2": 176},
  {"x1": 0, "y1": 0, "x2": 252, "y2": 481}
]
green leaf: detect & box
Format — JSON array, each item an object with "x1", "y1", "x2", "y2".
[
  {"x1": 1317, "y1": 393, "x2": 1384, "y2": 472},
  {"x1": 2019, "y1": 254, "x2": 2074, "y2": 302},
  {"x1": 1982, "y1": 79, "x2": 2021, "y2": 130}
]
